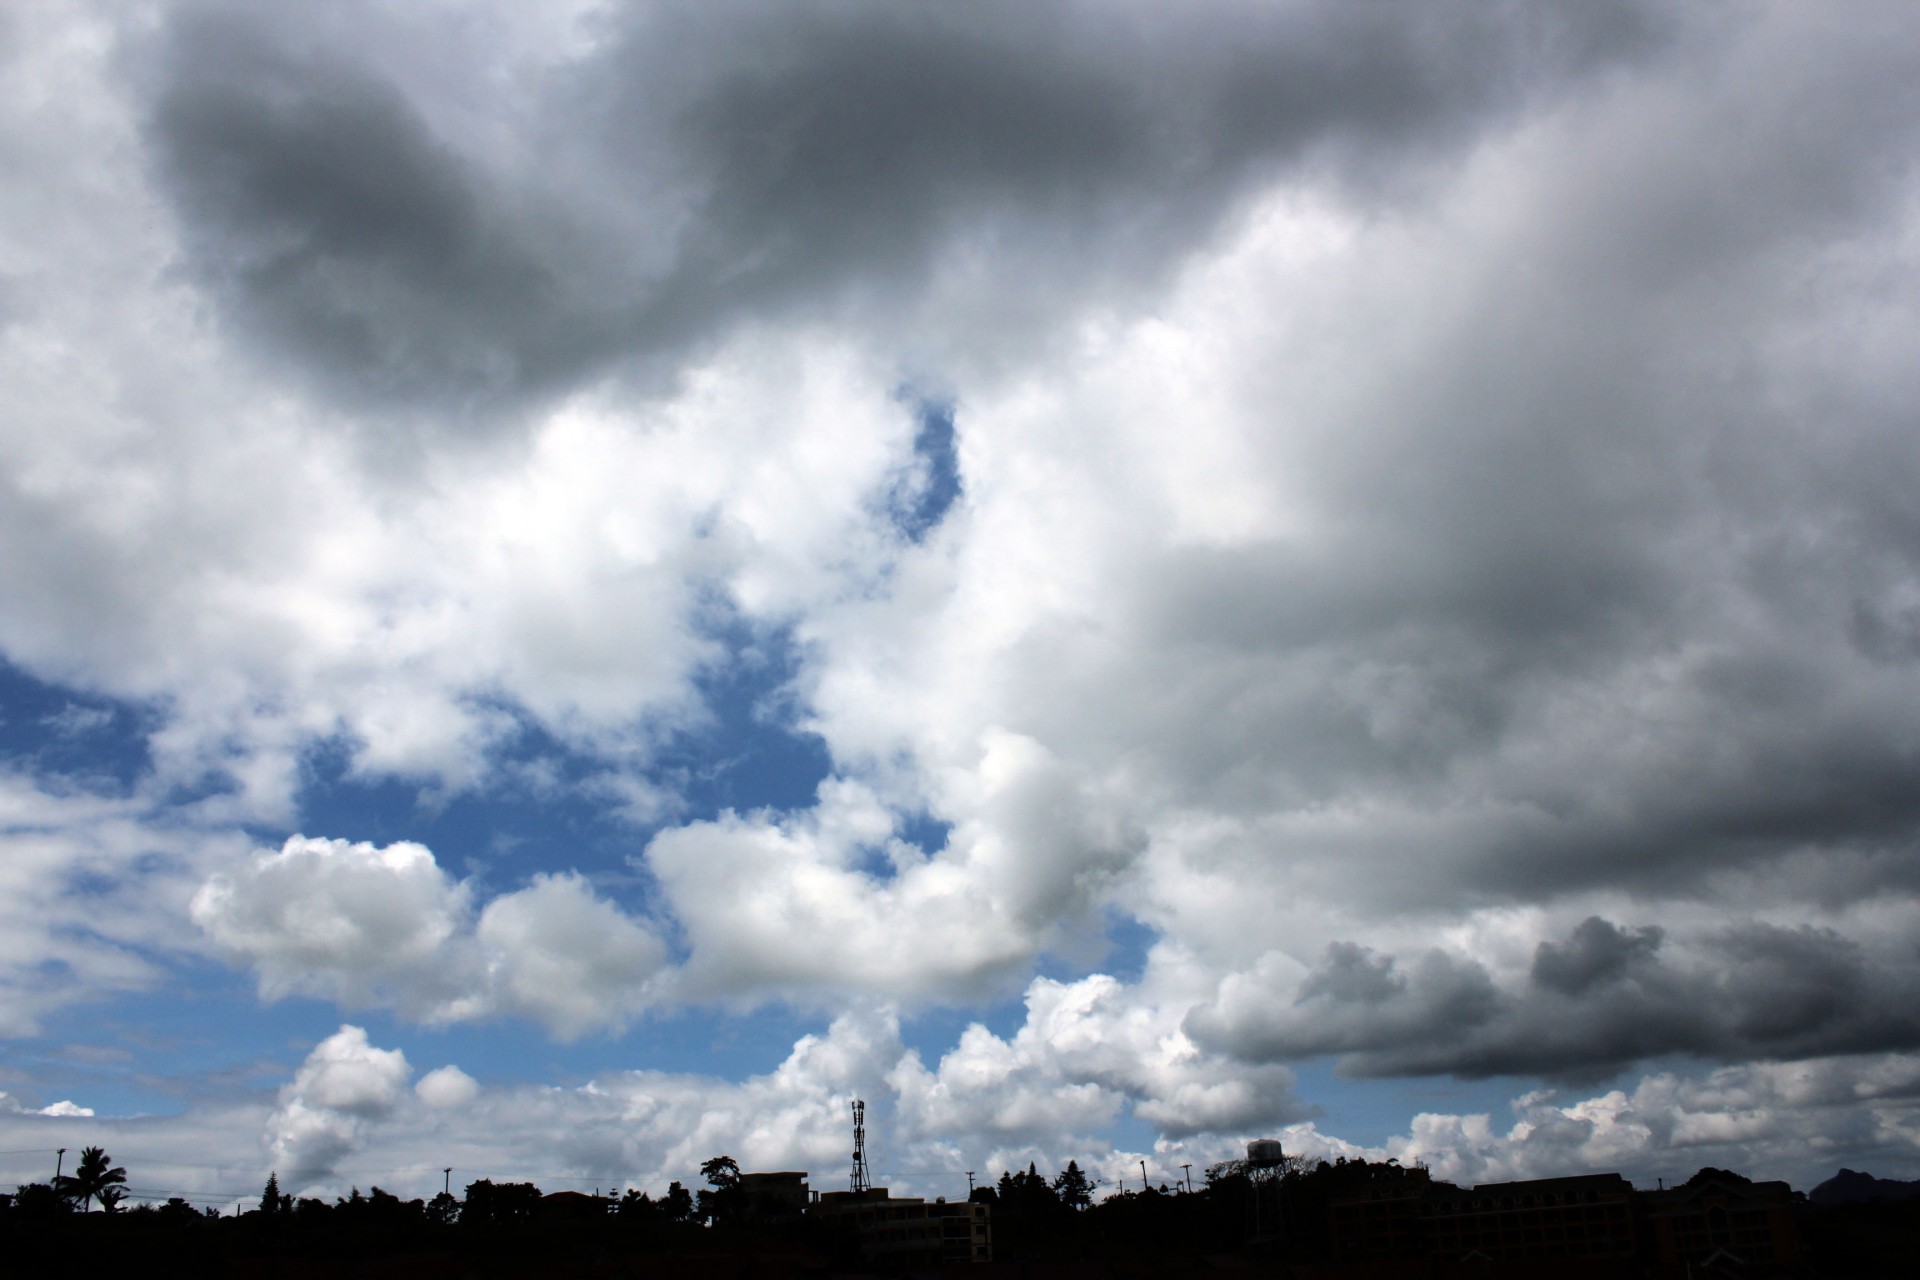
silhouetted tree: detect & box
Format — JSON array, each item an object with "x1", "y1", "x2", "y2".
[
  {"x1": 10, "y1": 1183, "x2": 71, "y2": 1220},
  {"x1": 425, "y1": 1189, "x2": 460, "y2": 1225},
  {"x1": 1055, "y1": 1160, "x2": 1093, "y2": 1210},
  {"x1": 662, "y1": 1180, "x2": 696, "y2": 1224},
  {"x1": 156, "y1": 1196, "x2": 202, "y2": 1225},
  {"x1": 698, "y1": 1155, "x2": 745, "y2": 1224},
  {"x1": 998, "y1": 1162, "x2": 1060, "y2": 1217},
  {"x1": 259, "y1": 1171, "x2": 282, "y2": 1216},
  {"x1": 339, "y1": 1185, "x2": 424, "y2": 1229},
  {"x1": 55, "y1": 1146, "x2": 126, "y2": 1213},
  {"x1": 460, "y1": 1178, "x2": 542, "y2": 1227},
  {"x1": 986, "y1": 1163, "x2": 1071, "y2": 1260}
]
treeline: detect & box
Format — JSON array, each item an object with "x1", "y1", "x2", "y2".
[
  {"x1": 0, "y1": 1148, "x2": 1346, "y2": 1267},
  {"x1": 961, "y1": 1153, "x2": 1422, "y2": 1262},
  {"x1": 9, "y1": 1147, "x2": 1920, "y2": 1276},
  {"x1": 0, "y1": 1152, "x2": 859, "y2": 1271}
]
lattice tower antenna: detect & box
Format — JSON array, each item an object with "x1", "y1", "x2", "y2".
[{"x1": 850, "y1": 1098, "x2": 871, "y2": 1193}]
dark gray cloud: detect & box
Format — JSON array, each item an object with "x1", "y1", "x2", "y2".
[
  {"x1": 147, "y1": 9, "x2": 609, "y2": 414},
  {"x1": 1190, "y1": 917, "x2": 1920, "y2": 1081},
  {"x1": 1531, "y1": 916, "x2": 1664, "y2": 996},
  {"x1": 142, "y1": 0, "x2": 1665, "y2": 417},
  {"x1": 1088, "y1": 0, "x2": 1920, "y2": 920}
]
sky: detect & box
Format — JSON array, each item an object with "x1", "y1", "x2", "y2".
[{"x1": 3, "y1": 0, "x2": 1920, "y2": 1211}]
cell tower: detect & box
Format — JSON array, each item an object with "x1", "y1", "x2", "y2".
[{"x1": 850, "y1": 1098, "x2": 871, "y2": 1193}]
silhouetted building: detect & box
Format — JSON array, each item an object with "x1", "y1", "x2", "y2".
[
  {"x1": 1644, "y1": 1173, "x2": 1800, "y2": 1273},
  {"x1": 1325, "y1": 1168, "x2": 1805, "y2": 1275},
  {"x1": 537, "y1": 1189, "x2": 608, "y2": 1221},
  {"x1": 813, "y1": 1187, "x2": 992, "y2": 1264},
  {"x1": 1419, "y1": 1172, "x2": 1637, "y2": 1265},
  {"x1": 737, "y1": 1171, "x2": 810, "y2": 1219},
  {"x1": 1327, "y1": 1165, "x2": 1433, "y2": 1259}
]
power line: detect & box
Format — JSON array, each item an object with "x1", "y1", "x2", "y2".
[
  {"x1": 4, "y1": 1156, "x2": 648, "y2": 1201},
  {"x1": 122, "y1": 1183, "x2": 255, "y2": 1199},
  {"x1": 119, "y1": 1188, "x2": 242, "y2": 1205},
  {"x1": 1, "y1": 1152, "x2": 245, "y2": 1173},
  {"x1": 1, "y1": 1145, "x2": 636, "y2": 1185},
  {"x1": 331, "y1": 1168, "x2": 616, "y2": 1188}
]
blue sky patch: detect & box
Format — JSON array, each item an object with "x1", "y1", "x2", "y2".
[
  {"x1": 888, "y1": 399, "x2": 962, "y2": 544},
  {"x1": 0, "y1": 658, "x2": 155, "y2": 795}
]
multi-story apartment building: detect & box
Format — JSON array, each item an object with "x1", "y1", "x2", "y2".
[{"x1": 812, "y1": 1187, "x2": 992, "y2": 1265}]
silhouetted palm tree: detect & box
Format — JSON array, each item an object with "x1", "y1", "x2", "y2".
[{"x1": 55, "y1": 1145, "x2": 126, "y2": 1212}]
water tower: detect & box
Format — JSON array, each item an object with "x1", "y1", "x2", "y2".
[{"x1": 1244, "y1": 1138, "x2": 1287, "y2": 1243}]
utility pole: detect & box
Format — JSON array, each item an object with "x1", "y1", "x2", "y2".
[
  {"x1": 1140, "y1": 1159, "x2": 1148, "y2": 1193},
  {"x1": 1181, "y1": 1164, "x2": 1193, "y2": 1194},
  {"x1": 966, "y1": 1171, "x2": 975, "y2": 1196},
  {"x1": 443, "y1": 1168, "x2": 452, "y2": 1197},
  {"x1": 54, "y1": 1148, "x2": 66, "y2": 1186}
]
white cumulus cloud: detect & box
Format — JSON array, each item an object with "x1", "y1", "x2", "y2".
[
  {"x1": 194, "y1": 836, "x2": 668, "y2": 1037},
  {"x1": 416, "y1": 1065, "x2": 481, "y2": 1111},
  {"x1": 266, "y1": 1024, "x2": 412, "y2": 1191}
]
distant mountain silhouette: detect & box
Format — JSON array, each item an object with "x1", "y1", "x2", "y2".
[{"x1": 1808, "y1": 1168, "x2": 1920, "y2": 1206}]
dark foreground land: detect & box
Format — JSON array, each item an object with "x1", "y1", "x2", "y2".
[
  {"x1": 6, "y1": 1159, "x2": 1919, "y2": 1278},
  {"x1": 5, "y1": 1199, "x2": 1920, "y2": 1279}
]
